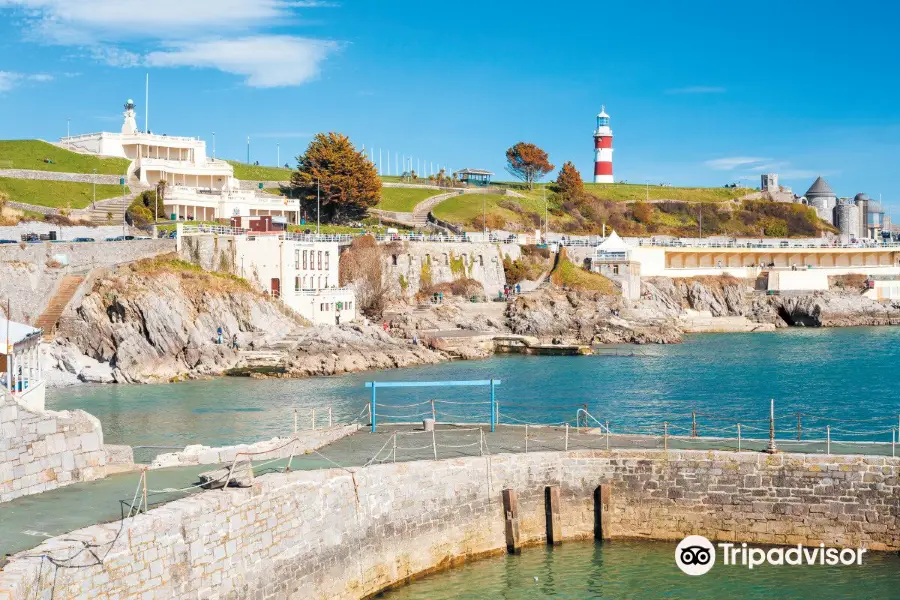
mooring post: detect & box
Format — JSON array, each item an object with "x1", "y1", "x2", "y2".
[
  {"x1": 544, "y1": 486, "x2": 562, "y2": 546},
  {"x1": 765, "y1": 398, "x2": 778, "y2": 454},
  {"x1": 141, "y1": 468, "x2": 148, "y2": 514},
  {"x1": 565, "y1": 423, "x2": 569, "y2": 451},
  {"x1": 502, "y1": 489, "x2": 521, "y2": 554},
  {"x1": 525, "y1": 424, "x2": 529, "y2": 454},
  {"x1": 490, "y1": 379, "x2": 496, "y2": 432},
  {"x1": 737, "y1": 423, "x2": 742, "y2": 451},
  {"x1": 370, "y1": 383, "x2": 377, "y2": 433},
  {"x1": 797, "y1": 412, "x2": 802, "y2": 441},
  {"x1": 691, "y1": 411, "x2": 697, "y2": 438},
  {"x1": 593, "y1": 484, "x2": 611, "y2": 541},
  {"x1": 431, "y1": 427, "x2": 437, "y2": 460},
  {"x1": 826, "y1": 425, "x2": 831, "y2": 455},
  {"x1": 663, "y1": 421, "x2": 668, "y2": 452},
  {"x1": 431, "y1": 399, "x2": 436, "y2": 422}
]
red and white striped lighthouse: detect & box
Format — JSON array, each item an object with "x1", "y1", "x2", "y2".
[{"x1": 593, "y1": 106, "x2": 614, "y2": 184}]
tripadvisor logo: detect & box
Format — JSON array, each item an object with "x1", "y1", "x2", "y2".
[{"x1": 675, "y1": 535, "x2": 867, "y2": 576}]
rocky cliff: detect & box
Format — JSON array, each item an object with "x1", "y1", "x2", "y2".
[{"x1": 48, "y1": 260, "x2": 445, "y2": 385}]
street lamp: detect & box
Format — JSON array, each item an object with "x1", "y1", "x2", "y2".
[{"x1": 92, "y1": 168, "x2": 96, "y2": 208}]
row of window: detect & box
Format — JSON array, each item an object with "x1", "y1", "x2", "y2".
[
  {"x1": 295, "y1": 275, "x2": 329, "y2": 290},
  {"x1": 295, "y1": 249, "x2": 330, "y2": 271},
  {"x1": 319, "y1": 301, "x2": 352, "y2": 312}
]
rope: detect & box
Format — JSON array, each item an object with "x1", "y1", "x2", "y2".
[
  {"x1": 434, "y1": 411, "x2": 486, "y2": 421},
  {"x1": 374, "y1": 412, "x2": 432, "y2": 419},
  {"x1": 374, "y1": 401, "x2": 432, "y2": 408},
  {"x1": 437, "y1": 441, "x2": 481, "y2": 449},
  {"x1": 396, "y1": 444, "x2": 434, "y2": 451}
]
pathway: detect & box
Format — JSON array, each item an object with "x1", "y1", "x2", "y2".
[{"x1": 35, "y1": 275, "x2": 84, "y2": 340}]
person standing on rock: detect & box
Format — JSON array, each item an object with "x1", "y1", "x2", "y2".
[
  {"x1": 216, "y1": 326, "x2": 223, "y2": 345},
  {"x1": 336, "y1": 311, "x2": 341, "y2": 326},
  {"x1": 232, "y1": 334, "x2": 239, "y2": 350}
]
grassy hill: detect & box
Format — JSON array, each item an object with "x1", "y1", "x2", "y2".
[
  {"x1": 430, "y1": 183, "x2": 834, "y2": 238},
  {"x1": 0, "y1": 140, "x2": 130, "y2": 175},
  {"x1": 0, "y1": 177, "x2": 126, "y2": 209},
  {"x1": 377, "y1": 187, "x2": 444, "y2": 212},
  {"x1": 227, "y1": 161, "x2": 292, "y2": 181}
]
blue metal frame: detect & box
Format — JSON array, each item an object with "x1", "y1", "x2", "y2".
[{"x1": 364, "y1": 379, "x2": 501, "y2": 433}]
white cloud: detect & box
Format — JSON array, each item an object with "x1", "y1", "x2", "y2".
[
  {"x1": 146, "y1": 36, "x2": 338, "y2": 87},
  {"x1": 0, "y1": 0, "x2": 339, "y2": 87},
  {"x1": 703, "y1": 156, "x2": 771, "y2": 171},
  {"x1": 0, "y1": 70, "x2": 54, "y2": 92},
  {"x1": 665, "y1": 86, "x2": 726, "y2": 94}
]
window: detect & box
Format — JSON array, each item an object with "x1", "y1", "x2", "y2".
[
  {"x1": 294, "y1": 249, "x2": 300, "y2": 270},
  {"x1": 318, "y1": 275, "x2": 322, "y2": 289},
  {"x1": 303, "y1": 250, "x2": 308, "y2": 270},
  {"x1": 392, "y1": 255, "x2": 398, "y2": 266},
  {"x1": 302, "y1": 276, "x2": 307, "y2": 289},
  {"x1": 443, "y1": 253, "x2": 449, "y2": 265},
  {"x1": 318, "y1": 251, "x2": 322, "y2": 270},
  {"x1": 478, "y1": 255, "x2": 484, "y2": 266},
  {"x1": 324, "y1": 252, "x2": 330, "y2": 270},
  {"x1": 612, "y1": 265, "x2": 620, "y2": 275},
  {"x1": 325, "y1": 276, "x2": 329, "y2": 288},
  {"x1": 295, "y1": 276, "x2": 300, "y2": 291}
]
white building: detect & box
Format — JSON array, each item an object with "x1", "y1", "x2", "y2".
[
  {"x1": 1, "y1": 318, "x2": 45, "y2": 413},
  {"x1": 228, "y1": 232, "x2": 357, "y2": 325},
  {"x1": 60, "y1": 99, "x2": 300, "y2": 223}
]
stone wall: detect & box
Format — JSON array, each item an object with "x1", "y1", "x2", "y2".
[
  {"x1": 1, "y1": 449, "x2": 897, "y2": 599},
  {"x1": 0, "y1": 223, "x2": 143, "y2": 242},
  {"x1": 0, "y1": 169, "x2": 123, "y2": 185},
  {"x1": 0, "y1": 239, "x2": 173, "y2": 323},
  {"x1": 0, "y1": 394, "x2": 108, "y2": 503},
  {"x1": 383, "y1": 242, "x2": 516, "y2": 298}
]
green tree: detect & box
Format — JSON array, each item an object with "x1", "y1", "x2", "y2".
[
  {"x1": 555, "y1": 161, "x2": 584, "y2": 200},
  {"x1": 505, "y1": 142, "x2": 554, "y2": 190},
  {"x1": 291, "y1": 133, "x2": 381, "y2": 223}
]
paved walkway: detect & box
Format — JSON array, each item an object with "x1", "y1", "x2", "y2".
[{"x1": 1, "y1": 423, "x2": 894, "y2": 557}]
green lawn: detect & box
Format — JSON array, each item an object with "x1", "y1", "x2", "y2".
[
  {"x1": 377, "y1": 187, "x2": 443, "y2": 212},
  {"x1": 226, "y1": 161, "x2": 292, "y2": 181},
  {"x1": 581, "y1": 182, "x2": 751, "y2": 203},
  {"x1": 0, "y1": 140, "x2": 130, "y2": 175},
  {"x1": 0, "y1": 177, "x2": 127, "y2": 209}
]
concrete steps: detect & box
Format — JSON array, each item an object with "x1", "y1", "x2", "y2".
[{"x1": 35, "y1": 275, "x2": 84, "y2": 339}]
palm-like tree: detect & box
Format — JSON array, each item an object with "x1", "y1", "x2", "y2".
[{"x1": 155, "y1": 179, "x2": 167, "y2": 222}]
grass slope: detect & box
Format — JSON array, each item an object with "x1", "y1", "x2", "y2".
[
  {"x1": 583, "y1": 182, "x2": 750, "y2": 203},
  {"x1": 377, "y1": 187, "x2": 443, "y2": 212},
  {"x1": 226, "y1": 161, "x2": 292, "y2": 181},
  {"x1": 0, "y1": 177, "x2": 127, "y2": 209},
  {"x1": 550, "y1": 250, "x2": 617, "y2": 294},
  {"x1": 0, "y1": 140, "x2": 130, "y2": 175}
]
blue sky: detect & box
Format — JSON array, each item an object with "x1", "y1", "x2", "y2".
[{"x1": 2, "y1": 0, "x2": 900, "y2": 212}]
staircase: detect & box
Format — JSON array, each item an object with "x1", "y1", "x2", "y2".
[
  {"x1": 35, "y1": 275, "x2": 84, "y2": 340},
  {"x1": 78, "y1": 185, "x2": 150, "y2": 225}
]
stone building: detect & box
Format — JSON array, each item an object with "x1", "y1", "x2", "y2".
[{"x1": 805, "y1": 176, "x2": 837, "y2": 224}]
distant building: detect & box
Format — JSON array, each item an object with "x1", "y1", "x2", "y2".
[
  {"x1": 761, "y1": 173, "x2": 778, "y2": 192},
  {"x1": 0, "y1": 318, "x2": 44, "y2": 412},
  {"x1": 805, "y1": 176, "x2": 838, "y2": 225},
  {"x1": 454, "y1": 169, "x2": 493, "y2": 186},
  {"x1": 60, "y1": 99, "x2": 300, "y2": 224}
]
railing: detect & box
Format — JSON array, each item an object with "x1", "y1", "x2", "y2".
[
  {"x1": 294, "y1": 287, "x2": 354, "y2": 297},
  {"x1": 180, "y1": 224, "x2": 249, "y2": 235},
  {"x1": 283, "y1": 233, "x2": 354, "y2": 243}
]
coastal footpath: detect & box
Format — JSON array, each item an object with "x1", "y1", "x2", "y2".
[{"x1": 1, "y1": 449, "x2": 896, "y2": 598}]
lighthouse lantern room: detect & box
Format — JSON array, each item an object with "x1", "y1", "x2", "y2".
[{"x1": 593, "y1": 106, "x2": 614, "y2": 184}]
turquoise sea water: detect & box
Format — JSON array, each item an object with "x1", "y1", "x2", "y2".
[
  {"x1": 47, "y1": 328, "x2": 900, "y2": 450},
  {"x1": 379, "y1": 540, "x2": 900, "y2": 600}
]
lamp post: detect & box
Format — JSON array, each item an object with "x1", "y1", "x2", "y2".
[
  {"x1": 246, "y1": 136, "x2": 250, "y2": 164},
  {"x1": 316, "y1": 179, "x2": 321, "y2": 236},
  {"x1": 482, "y1": 191, "x2": 487, "y2": 240},
  {"x1": 543, "y1": 184, "x2": 548, "y2": 240},
  {"x1": 92, "y1": 169, "x2": 96, "y2": 208}
]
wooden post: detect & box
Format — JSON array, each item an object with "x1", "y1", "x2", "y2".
[
  {"x1": 691, "y1": 411, "x2": 697, "y2": 438},
  {"x1": 593, "y1": 484, "x2": 611, "y2": 541},
  {"x1": 328, "y1": 406, "x2": 333, "y2": 428},
  {"x1": 826, "y1": 425, "x2": 830, "y2": 455},
  {"x1": 605, "y1": 421, "x2": 610, "y2": 451},
  {"x1": 663, "y1": 421, "x2": 668, "y2": 452},
  {"x1": 311, "y1": 408, "x2": 316, "y2": 430},
  {"x1": 502, "y1": 489, "x2": 521, "y2": 554},
  {"x1": 544, "y1": 486, "x2": 562, "y2": 546},
  {"x1": 797, "y1": 412, "x2": 802, "y2": 441},
  {"x1": 431, "y1": 399, "x2": 436, "y2": 421},
  {"x1": 737, "y1": 423, "x2": 741, "y2": 452},
  {"x1": 765, "y1": 398, "x2": 778, "y2": 454},
  {"x1": 565, "y1": 423, "x2": 569, "y2": 451}
]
